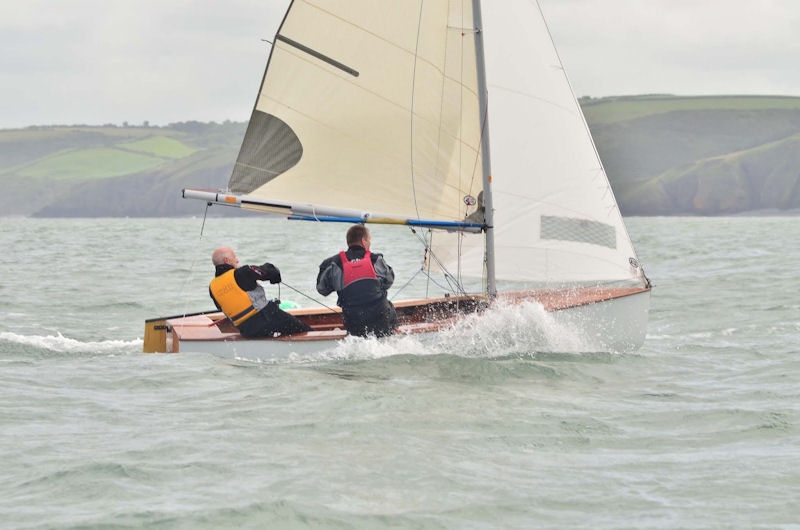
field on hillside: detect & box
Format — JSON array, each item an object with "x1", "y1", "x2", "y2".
[
  {"x1": 1, "y1": 96, "x2": 799, "y2": 216},
  {"x1": 0, "y1": 122, "x2": 245, "y2": 216},
  {"x1": 119, "y1": 136, "x2": 198, "y2": 158},
  {"x1": 17, "y1": 148, "x2": 166, "y2": 180},
  {"x1": 581, "y1": 95, "x2": 800, "y2": 124}
]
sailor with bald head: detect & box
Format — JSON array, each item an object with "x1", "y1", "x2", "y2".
[{"x1": 209, "y1": 247, "x2": 311, "y2": 337}]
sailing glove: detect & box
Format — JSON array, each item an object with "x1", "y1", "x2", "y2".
[{"x1": 257, "y1": 262, "x2": 282, "y2": 284}]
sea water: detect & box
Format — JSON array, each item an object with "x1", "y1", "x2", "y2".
[{"x1": 0, "y1": 216, "x2": 798, "y2": 528}]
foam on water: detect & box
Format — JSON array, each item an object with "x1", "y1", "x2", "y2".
[
  {"x1": 3, "y1": 217, "x2": 799, "y2": 528},
  {"x1": 0, "y1": 331, "x2": 142, "y2": 354},
  {"x1": 265, "y1": 299, "x2": 594, "y2": 365}
]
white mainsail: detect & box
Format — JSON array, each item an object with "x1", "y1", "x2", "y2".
[
  {"x1": 218, "y1": 0, "x2": 643, "y2": 288},
  {"x1": 231, "y1": 0, "x2": 484, "y2": 224},
  {"x1": 431, "y1": 1, "x2": 642, "y2": 286},
  {"x1": 165, "y1": 0, "x2": 651, "y2": 357}
]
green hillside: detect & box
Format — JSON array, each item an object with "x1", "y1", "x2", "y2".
[
  {"x1": 581, "y1": 94, "x2": 800, "y2": 124},
  {"x1": 17, "y1": 148, "x2": 165, "y2": 180},
  {"x1": 1, "y1": 96, "x2": 799, "y2": 216},
  {"x1": 622, "y1": 134, "x2": 800, "y2": 215},
  {"x1": 583, "y1": 95, "x2": 800, "y2": 214},
  {"x1": 118, "y1": 136, "x2": 198, "y2": 159},
  {"x1": 0, "y1": 122, "x2": 244, "y2": 216},
  {"x1": 0, "y1": 126, "x2": 186, "y2": 172}
]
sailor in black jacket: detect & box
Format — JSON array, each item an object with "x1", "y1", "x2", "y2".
[
  {"x1": 209, "y1": 247, "x2": 311, "y2": 338},
  {"x1": 316, "y1": 225, "x2": 398, "y2": 337}
]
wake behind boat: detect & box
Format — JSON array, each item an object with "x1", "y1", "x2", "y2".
[{"x1": 144, "y1": 0, "x2": 651, "y2": 358}]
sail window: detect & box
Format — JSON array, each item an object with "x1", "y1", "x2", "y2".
[
  {"x1": 229, "y1": 111, "x2": 303, "y2": 194},
  {"x1": 540, "y1": 215, "x2": 617, "y2": 249}
]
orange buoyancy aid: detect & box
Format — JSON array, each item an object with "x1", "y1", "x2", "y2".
[{"x1": 209, "y1": 269, "x2": 259, "y2": 326}]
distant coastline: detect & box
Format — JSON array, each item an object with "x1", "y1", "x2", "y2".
[{"x1": 2, "y1": 95, "x2": 800, "y2": 217}]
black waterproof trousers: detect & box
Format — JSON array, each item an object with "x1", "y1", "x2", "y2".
[
  {"x1": 239, "y1": 301, "x2": 312, "y2": 338},
  {"x1": 342, "y1": 298, "x2": 398, "y2": 338}
]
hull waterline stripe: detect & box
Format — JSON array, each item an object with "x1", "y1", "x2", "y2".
[{"x1": 276, "y1": 34, "x2": 360, "y2": 77}]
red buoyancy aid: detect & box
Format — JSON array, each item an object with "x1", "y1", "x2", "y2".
[
  {"x1": 338, "y1": 250, "x2": 384, "y2": 307},
  {"x1": 340, "y1": 251, "x2": 376, "y2": 285}
]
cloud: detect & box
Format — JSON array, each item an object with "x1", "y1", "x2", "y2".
[
  {"x1": 1, "y1": 0, "x2": 289, "y2": 128},
  {"x1": 539, "y1": 0, "x2": 800, "y2": 97},
  {"x1": 2, "y1": 0, "x2": 799, "y2": 128}
]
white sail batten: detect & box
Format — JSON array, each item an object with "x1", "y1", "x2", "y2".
[
  {"x1": 431, "y1": 1, "x2": 641, "y2": 285},
  {"x1": 231, "y1": 0, "x2": 484, "y2": 224}
]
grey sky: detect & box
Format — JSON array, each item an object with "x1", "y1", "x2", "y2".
[{"x1": 3, "y1": 0, "x2": 799, "y2": 129}]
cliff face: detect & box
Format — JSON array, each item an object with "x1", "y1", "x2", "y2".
[
  {"x1": 583, "y1": 98, "x2": 800, "y2": 215},
  {"x1": 3, "y1": 96, "x2": 800, "y2": 217},
  {"x1": 620, "y1": 134, "x2": 800, "y2": 215}
]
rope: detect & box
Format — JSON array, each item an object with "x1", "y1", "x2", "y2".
[
  {"x1": 200, "y1": 202, "x2": 210, "y2": 237},
  {"x1": 407, "y1": 226, "x2": 469, "y2": 297},
  {"x1": 280, "y1": 280, "x2": 339, "y2": 313}
]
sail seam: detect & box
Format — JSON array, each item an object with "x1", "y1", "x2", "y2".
[
  {"x1": 431, "y1": 1, "x2": 453, "y2": 199},
  {"x1": 494, "y1": 191, "x2": 617, "y2": 226},
  {"x1": 408, "y1": 0, "x2": 426, "y2": 221},
  {"x1": 528, "y1": 0, "x2": 638, "y2": 258},
  {"x1": 257, "y1": 95, "x2": 480, "y2": 188},
  {"x1": 291, "y1": 1, "x2": 479, "y2": 97},
  {"x1": 232, "y1": 163, "x2": 285, "y2": 176},
  {"x1": 300, "y1": 0, "x2": 455, "y2": 80},
  {"x1": 270, "y1": 47, "x2": 481, "y2": 137},
  {"x1": 488, "y1": 84, "x2": 579, "y2": 117}
]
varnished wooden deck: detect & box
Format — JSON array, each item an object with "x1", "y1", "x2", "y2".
[{"x1": 154, "y1": 286, "x2": 649, "y2": 353}]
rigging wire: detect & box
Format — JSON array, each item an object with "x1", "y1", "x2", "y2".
[
  {"x1": 179, "y1": 202, "x2": 211, "y2": 318},
  {"x1": 280, "y1": 280, "x2": 339, "y2": 313},
  {"x1": 407, "y1": 227, "x2": 469, "y2": 297},
  {"x1": 390, "y1": 267, "x2": 424, "y2": 301},
  {"x1": 527, "y1": 0, "x2": 638, "y2": 260},
  {"x1": 425, "y1": 268, "x2": 461, "y2": 293},
  {"x1": 425, "y1": 229, "x2": 432, "y2": 298}
]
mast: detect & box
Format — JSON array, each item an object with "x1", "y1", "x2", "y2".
[{"x1": 471, "y1": 0, "x2": 496, "y2": 298}]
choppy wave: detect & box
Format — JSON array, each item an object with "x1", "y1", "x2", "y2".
[
  {"x1": 0, "y1": 331, "x2": 141, "y2": 354},
  {"x1": 251, "y1": 299, "x2": 595, "y2": 365},
  {"x1": 2, "y1": 217, "x2": 799, "y2": 528}
]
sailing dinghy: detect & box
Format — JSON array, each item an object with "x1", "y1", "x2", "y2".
[{"x1": 143, "y1": 0, "x2": 651, "y2": 359}]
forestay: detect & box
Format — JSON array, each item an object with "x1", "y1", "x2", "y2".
[
  {"x1": 430, "y1": 1, "x2": 641, "y2": 286},
  {"x1": 230, "y1": 0, "x2": 485, "y2": 225}
]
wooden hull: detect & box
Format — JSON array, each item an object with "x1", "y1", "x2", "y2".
[{"x1": 144, "y1": 286, "x2": 650, "y2": 360}]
